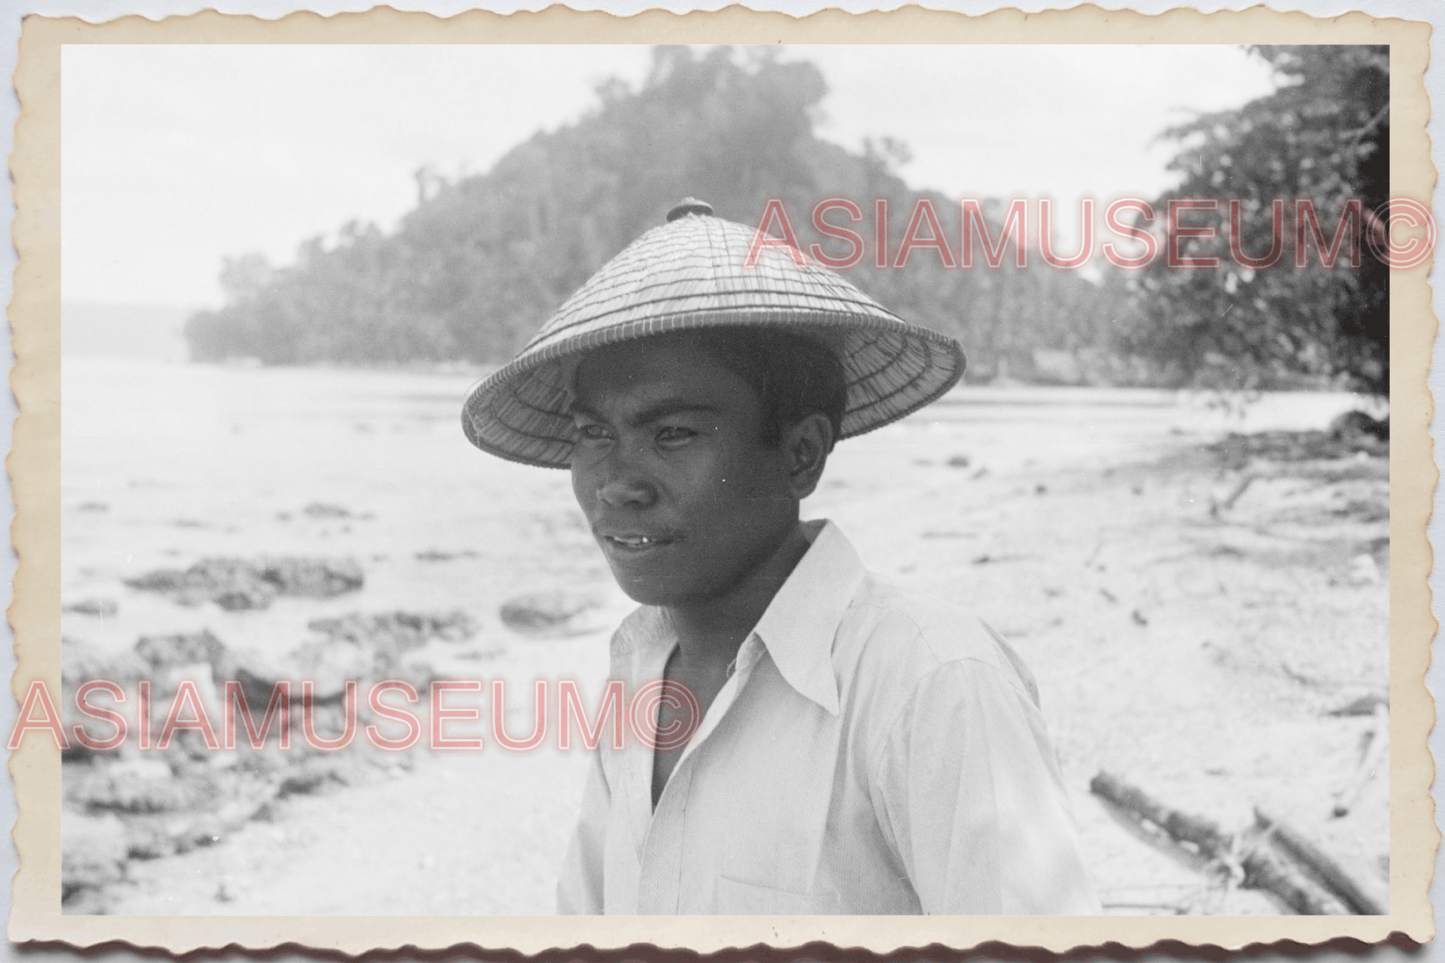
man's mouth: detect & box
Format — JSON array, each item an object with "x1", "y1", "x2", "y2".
[{"x1": 599, "y1": 532, "x2": 675, "y2": 551}]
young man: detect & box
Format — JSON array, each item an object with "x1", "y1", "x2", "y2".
[{"x1": 462, "y1": 199, "x2": 1099, "y2": 915}]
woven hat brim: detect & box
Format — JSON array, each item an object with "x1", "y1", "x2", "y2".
[{"x1": 461, "y1": 311, "x2": 966, "y2": 469}]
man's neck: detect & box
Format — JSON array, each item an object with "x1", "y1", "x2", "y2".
[{"x1": 665, "y1": 520, "x2": 813, "y2": 674}]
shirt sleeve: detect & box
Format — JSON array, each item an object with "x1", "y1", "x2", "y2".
[
  {"x1": 870, "y1": 658, "x2": 1101, "y2": 915},
  {"x1": 556, "y1": 751, "x2": 610, "y2": 915}
]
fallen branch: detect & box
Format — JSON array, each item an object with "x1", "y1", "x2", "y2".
[
  {"x1": 1090, "y1": 771, "x2": 1348, "y2": 915},
  {"x1": 1091, "y1": 771, "x2": 1230, "y2": 853},
  {"x1": 1210, "y1": 474, "x2": 1255, "y2": 517},
  {"x1": 1255, "y1": 808, "x2": 1386, "y2": 915},
  {"x1": 1332, "y1": 703, "x2": 1389, "y2": 817}
]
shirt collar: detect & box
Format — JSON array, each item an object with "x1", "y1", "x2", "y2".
[
  {"x1": 612, "y1": 519, "x2": 866, "y2": 716},
  {"x1": 749, "y1": 519, "x2": 865, "y2": 716}
]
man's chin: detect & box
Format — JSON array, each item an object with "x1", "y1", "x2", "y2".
[
  {"x1": 603, "y1": 562, "x2": 704, "y2": 608},
  {"x1": 612, "y1": 574, "x2": 686, "y2": 608}
]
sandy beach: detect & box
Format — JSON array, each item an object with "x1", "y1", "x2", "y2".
[{"x1": 58, "y1": 357, "x2": 1388, "y2": 916}]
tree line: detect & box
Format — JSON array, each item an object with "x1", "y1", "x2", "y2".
[{"x1": 186, "y1": 45, "x2": 1388, "y2": 395}]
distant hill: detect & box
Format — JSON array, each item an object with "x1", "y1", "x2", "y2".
[
  {"x1": 63, "y1": 303, "x2": 193, "y2": 363},
  {"x1": 185, "y1": 46, "x2": 1137, "y2": 384}
]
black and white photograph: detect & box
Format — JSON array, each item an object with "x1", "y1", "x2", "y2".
[{"x1": 9, "y1": 8, "x2": 1435, "y2": 947}]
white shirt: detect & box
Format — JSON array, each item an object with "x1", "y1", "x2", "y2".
[{"x1": 558, "y1": 520, "x2": 1100, "y2": 915}]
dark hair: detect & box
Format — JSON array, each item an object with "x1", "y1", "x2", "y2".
[{"x1": 688, "y1": 327, "x2": 848, "y2": 451}]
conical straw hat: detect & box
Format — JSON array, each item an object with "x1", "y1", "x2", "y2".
[{"x1": 462, "y1": 199, "x2": 966, "y2": 467}]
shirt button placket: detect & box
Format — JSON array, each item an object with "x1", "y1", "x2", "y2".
[{"x1": 637, "y1": 761, "x2": 695, "y2": 913}]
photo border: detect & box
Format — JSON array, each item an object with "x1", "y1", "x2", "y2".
[{"x1": 8, "y1": 4, "x2": 1436, "y2": 952}]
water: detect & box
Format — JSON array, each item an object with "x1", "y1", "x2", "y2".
[{"x1": 62, "y1": 358, "x2": 604, "y2": 663}]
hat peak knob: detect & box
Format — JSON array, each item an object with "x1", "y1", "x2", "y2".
[{"x1": 666, "y1": 198, "x2": 714, "y2": 222}]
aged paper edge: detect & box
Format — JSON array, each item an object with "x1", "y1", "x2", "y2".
[{"x1": 7, "y1": 3, "x2": 1437, "y2": 954}]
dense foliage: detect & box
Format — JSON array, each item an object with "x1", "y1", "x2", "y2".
[
  {"x1": 188, "y1": 45, "x2": 1389, "y2": 394},
  {"x1": 1123, "y1": 45, "x2": 1390, "y2": 395},
  {"x1": 185, "y1": 46, "x2": 1127, "y2": 382}
]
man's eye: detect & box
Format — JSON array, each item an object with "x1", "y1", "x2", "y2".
[
  {"x1": 656, "y1": 426, "x2": 696, "y2": 445},
  {"x1": 576, "y1": 423, "x2": 611, "y2": 442}
]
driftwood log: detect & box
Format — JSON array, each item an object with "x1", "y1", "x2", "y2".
[
  {"x1": 1089, "y1": 772, "x2": 1348, "y2": 915},
  {"x1": 1255, "y1": 808, "x2": 1386, "y2": 915}
]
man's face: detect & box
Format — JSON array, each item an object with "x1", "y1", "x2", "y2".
[{"x1": 569, "y1": 334, "x2": 800, "y2": 608}]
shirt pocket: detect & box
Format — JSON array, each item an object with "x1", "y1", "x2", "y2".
[{"x1": 715, "y1": 875, "x2": 842, "y2": 915}]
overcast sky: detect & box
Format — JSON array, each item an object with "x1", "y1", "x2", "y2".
[{"x1": 61, "y1": 44, "x2": 1278, "y2": 309}]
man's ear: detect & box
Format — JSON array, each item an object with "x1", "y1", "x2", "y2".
[{"x1": 782, "y1": 412, "x2": 834, "y2": 499}]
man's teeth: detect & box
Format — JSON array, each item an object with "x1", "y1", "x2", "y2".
[{"x1": 613, "y1": 536, "x2": 656, "y2": 547}]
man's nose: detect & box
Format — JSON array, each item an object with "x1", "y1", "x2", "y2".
[{"x1": 594, "y1": 447, "x2": 658, "y2": 509}]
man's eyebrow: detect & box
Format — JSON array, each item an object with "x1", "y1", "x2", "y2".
[
  {"x1": 568, "y1": 401, "x2": 602, "y2": 420},
  {"x1": 568, "y1": 398, "x2": 721, "y2": 424},
  {"x1": 632, "y1": 400, "x2": 721, "y2": 424}
]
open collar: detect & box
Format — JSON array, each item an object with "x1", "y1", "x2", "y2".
[
  {"x1": 748, "y1": 519, "x2": 865, "y2": 716},
  {"x1": 612, "y1": 519, "x2": 866, "y2": 716}
]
